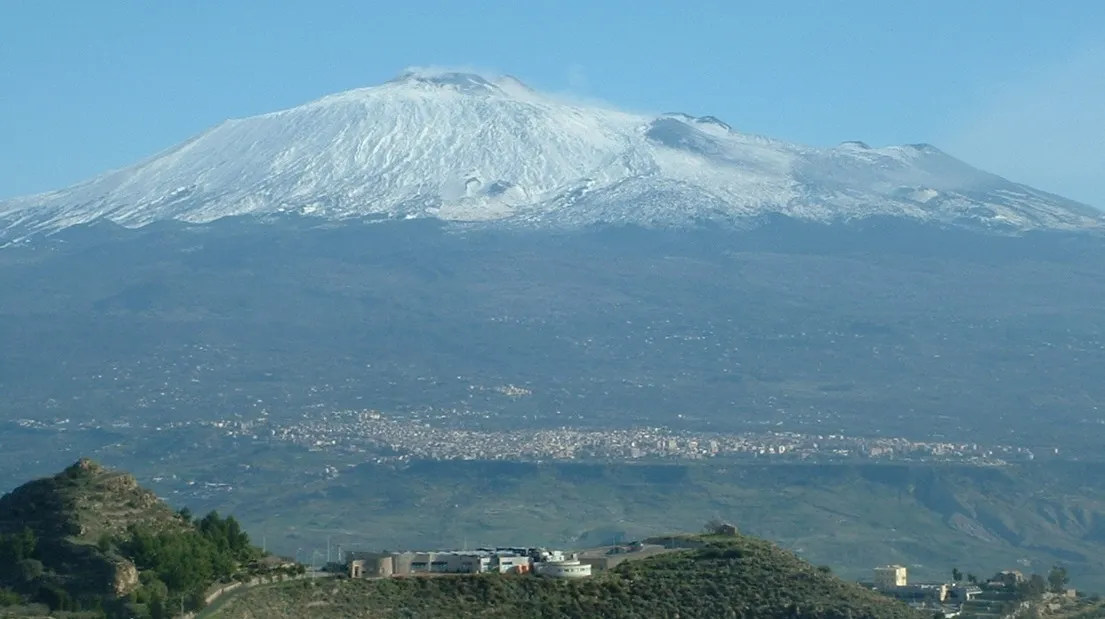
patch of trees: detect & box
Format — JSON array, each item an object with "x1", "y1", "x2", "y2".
[
  {"x1": 0, "y1": 587, "x2": 23, "y2": 606},
  {"x1": 0, "y1": 527, "x2": 41, "y2": 587},
  {"x1": 1049, "y1": 565, "x2": 1071, "y2": 593},
  {"x1": 1, "y1": 510, "x2": 265, "y2": 618},
  {"x1": 0, "y1": 527, "x2": 38, "y2": 565},
  {"x1": 120, "y1": 510, "x2": 261, "y2": 616},
  {"x1": 1011, "y1": 565, "x2": 1071, "y2": 600}
]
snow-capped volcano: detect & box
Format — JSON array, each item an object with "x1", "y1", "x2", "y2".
[{"x1": 2, "y1": 68, "x2": 1101, "y2": 240}]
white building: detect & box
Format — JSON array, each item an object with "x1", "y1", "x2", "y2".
[
  {"x1": 347, "y1": 546, "x2": 587, "y2": 577},
  {"x1": 493, "y1": 554, "x2": 529, "y2": 573},
  {"x1": 536, "y1": 558, "x2": 592, "y2": 579}
]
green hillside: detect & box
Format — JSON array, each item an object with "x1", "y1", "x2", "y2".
[
  {"x1": 0, "y1": 459, "x2": 275, "y2": 619},
  {"x1": 210, "y1": 534, "x2": 927, "y2": 619}
]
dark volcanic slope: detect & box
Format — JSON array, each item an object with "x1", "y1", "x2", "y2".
[{"x1": 1, "y1": 217, "x2": 1104, "y2": 453}]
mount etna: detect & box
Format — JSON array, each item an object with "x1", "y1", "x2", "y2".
[
  {"x1": 2, "y1": 69, "x2": 1105, "y2": 585},
  {"x1": 2, "y1": 68, "x2": 1102, "y2": 239}
]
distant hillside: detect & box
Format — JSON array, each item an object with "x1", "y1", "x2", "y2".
[
  {"x1": 4, "y1": 219, "x2": 1105, "y2": 463},
  {"x1": 0, "y1": 458, "x2": 270, "y2": 619},
  {"x1": 169, "y1": 454, "x2": 1105, "y2": 591},
  {"x1": 211, "y1": 533, "x2": 926, "y2": 619}
]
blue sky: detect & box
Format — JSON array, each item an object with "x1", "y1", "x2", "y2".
[{"x1": 1, "y1": 0, "x2": 1103, "y2": 207}]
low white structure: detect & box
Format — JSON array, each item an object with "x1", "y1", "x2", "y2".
[{"x1": 536, "y1": 559, "x2": 592, "y2": 579}]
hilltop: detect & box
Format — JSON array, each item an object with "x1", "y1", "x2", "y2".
[
  {"x1": 0, "y1": 459, "x2": 271, "y2": 618},
  {"x1": 0, "y1": 457, "x2": 185, "y2": 547},
  {"x1": 0, "y1": 458, "x2": 186, "y2": 606},
  {"x1": 1, "y1": 68, "x2": 1100, "y2": 242},
  {"x1": 210, "y1": 533, "x2": 926, "y2": 619}
]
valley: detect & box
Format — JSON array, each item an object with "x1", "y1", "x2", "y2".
[
  {"x1": 2, "y1": 217, "x2": 1104, "y2": 590},
  {"x1": 2, "y1": 219, "x2": 1103, "y2": 453}
]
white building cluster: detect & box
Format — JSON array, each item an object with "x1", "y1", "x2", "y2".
[
  {"x1": 346, "y1": 546, "x2": 592, "y2": 579},
  {"x1": 869, "y1": 564, "x2": 982, "y2": 617}
]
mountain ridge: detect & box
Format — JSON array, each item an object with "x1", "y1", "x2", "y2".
[{"x1": 2, "y1": 68, "x2": 1101, "y2": 243}]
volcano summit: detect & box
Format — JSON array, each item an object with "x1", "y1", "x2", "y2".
[{"x1": 1, "y1": 68, "x2": 1101, "y2": 243}]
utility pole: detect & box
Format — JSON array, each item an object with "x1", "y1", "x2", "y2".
[{"x1": 327, "y1": 536, "x2": 332, "y2": 565}]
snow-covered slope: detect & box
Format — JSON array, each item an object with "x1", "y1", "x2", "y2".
[{"x1": 2, "y1": 68, "x2": 1102, "y2": 240}]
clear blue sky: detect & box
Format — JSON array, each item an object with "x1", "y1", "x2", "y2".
[{"x1": 2, "y1": 0, "x2": 1103, "y2": 207}]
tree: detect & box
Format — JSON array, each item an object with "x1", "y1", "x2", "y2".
[
  {"x1": 967, "y1": 573, "x2": 978, "y2": 584},
  {"x1": 17, "y1": 527, "x2": 36, "y2": 559},
  {"x1": 17, "y1": 558, "x2": 44, "y2": 583},
  {"x1": 703, "y1": 519, "x2": 725, "y2": 535},
  {"x1": 187, "y1": 588, "x2": 208, "y2": 612},
  {"x1": 0, "y1": 588, "x2": 24, "y2": 607},
  {"x1": 1048, "y1": 565, "x2": 1069, "y2": 593},
  {"x1": 1018, "y1": 574, "x2": 1047, "y2": 599},
  {"x1": 149, "y1": 593, "x2": 167, "y2": 619},
  {"x1": 952, "y1": 568, "x2": 963, "y2": 582},
  {"x1": 0, "y1": 527, "x2": 38, "y2": 564},
  {"x1": 37, "y1": 585, "x2": 71, "y2": 612}
]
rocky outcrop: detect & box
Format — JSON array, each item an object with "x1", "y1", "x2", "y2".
[
  {"x1": 71, "y1": 457, "x2": 104, "y2": 475},
  {"x1": 0, "y1": 457, "x2": 187, "y2": 600},
  {"x1": 111, "y1": 559, "x2": 140, "y2": 597}
]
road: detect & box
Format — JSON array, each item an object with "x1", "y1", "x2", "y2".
[{"x1": 194, "y1": 572, "x2": 337, "y2": 619}]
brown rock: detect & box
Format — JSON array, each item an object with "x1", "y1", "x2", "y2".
[
  {"x1": 75, "y1": 457, "x2": 102, "y2": 473},
  {"x1": 111, "y1": 559, "x2": 140, "y2": 597}
]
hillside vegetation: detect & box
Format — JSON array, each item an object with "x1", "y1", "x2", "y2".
[
  {"x1": 212, "y1": 534, "x2": 926, "y2": 619},
  {"x1": 0, "y1": 459, "x2": 274, "y2": 619}
]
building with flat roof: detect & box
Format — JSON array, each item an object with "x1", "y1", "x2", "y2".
[
  {"x1": 881, "y1": 584, "x2": 948, "y2": 603},
  {"x1": 346, "y1": 547, "x2": 570, "y2": 577},
  {"x1": 874, "y1": 565, "x2": 909, "y2": 589}
]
